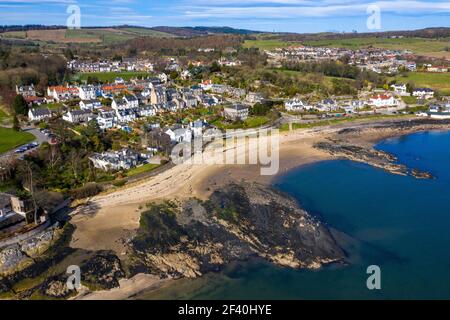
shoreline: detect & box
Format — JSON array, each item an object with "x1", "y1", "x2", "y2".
[{"x1": 71, "y1": 117, "x2": 450, "y2": 300}]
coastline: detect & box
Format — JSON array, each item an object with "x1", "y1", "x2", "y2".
[{"x1": 71, "y1": 117, "x2": 450, "y2": 300}]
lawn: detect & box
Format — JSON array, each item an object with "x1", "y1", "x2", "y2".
[
  {"x1": 390, "y1": 72, "x2": 450, "y2": 95},
  {"x1": 75, "y1": 71, "x2": 152, "y2": 83},
  {"x1": 303, "y1": 37, "x2": 450, "y2": 59},
  {"x1": 0, "y1": 108, "x2": 11, "y2": 126},
  {"x1": 0, "y1": 127, "x2": 35, "y2": 153},
  {"x1": 126, "y1": 163, "x2": 161, "y2": 177},
  {"x1": 213, "y1": 116, "x2": 271, "y2": 129}
]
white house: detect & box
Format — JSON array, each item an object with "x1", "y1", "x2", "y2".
[
  {"x1": 413, "y1": 88, "x2": 435, "y2": 100},
  {"x1": 95, "y1": 110, "x2": 116, "y2": 130},
  {"x1": 28, "y1": 108, "x2": 53, "y2": 122},
  {"x1": 137, "y1": 105, "x2": 157, "y2": 117},
  {"x1": 115, "y1": 108, "x2": 137, "y2": 123},
  {"x1": 285, "y1": 99, "x2": 309, "y2": 112},
  {"x1": 63, "y1": 110, "x2": 93, "y2": 123},
  {"x1": 124, "y1": 95, "x2": 139, "y2": 108},
  {"x1": 224, "y1": 104, "x2": 250, "y2": 121},
  {"x1": 78, "y1": 85, "x2": 97, "y2": 100},
  {"x1": 165, "y1": 127, "x2": 192, "y2": 143},
  {"x1": 80, "y1": 99, "x2": 102, "y2": 110},
  {"x1": 369, "y1": 94, "x2": 399, "y2": 108},
  {"x1": 16, "y1": 84, "x2": 36, "y2": 97},
  {"x1": 391, "y1": 83, "x2": 408, "y2": 96}
]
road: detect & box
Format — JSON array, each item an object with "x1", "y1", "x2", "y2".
[{"x1": 0, "y1": 126, "x2": 49, "y2": 159}]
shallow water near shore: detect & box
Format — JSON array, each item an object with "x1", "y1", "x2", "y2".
[{"x1": 138, "y1": 130, "x2": 450, "y2": 300}]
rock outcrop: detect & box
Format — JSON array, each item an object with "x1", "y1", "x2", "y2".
[{"x1": 127, "y1": 183, "x2": 345, "y2": 279}]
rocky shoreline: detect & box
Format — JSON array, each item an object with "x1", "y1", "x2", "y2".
[
  {"x1": 125, "y1": 183, "x2": 346, "y2": 280},
  {"x1": 315, "y1": 119, "x2": 450, "y2": 179}
]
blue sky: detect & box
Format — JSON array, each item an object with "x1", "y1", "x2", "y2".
[{"x1": 0, "y1": 0, "x2": 449, "y2": 33}]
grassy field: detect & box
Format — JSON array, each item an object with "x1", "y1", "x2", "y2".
[
  {"x1": 126, "y1": 163, "x2": 161, "y2": 177},
  {"x1": 75, "y1": 71, "x2": 152, "y2": 83},
  {"x1": 0, "y1": 127, "x2": 35, "y2": 153},
  {"x1": 243, "y1": 39, "x2": 304, "y2": 50},
  {"x1": 303, "y1": 37, "x2": 450, "y2": 59},
  {"x1": 390, "y1": 72, "x2": 450, "y2": 95}
]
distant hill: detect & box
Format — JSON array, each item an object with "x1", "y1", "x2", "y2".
[{"x1": 151, "y1": 26, "x2": 262, "y2": 36}]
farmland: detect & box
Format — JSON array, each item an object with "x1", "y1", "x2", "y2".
[
  {"x1": 0, "y1": 27, "x2": 174, "y2": 45},
  {"x1": 0, "y1": 127, "x2": 35, "y2": 154},
  {"x1": 390, "y1": 72, "x2": 450, "y2": 95}
]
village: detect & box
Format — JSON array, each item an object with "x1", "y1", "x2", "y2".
[{"x1": 1, "y1": 39, "x2": 449, "y2": 261}]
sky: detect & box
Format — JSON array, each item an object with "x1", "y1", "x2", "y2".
[{"x1": 0, "y1": 0, "x2": 449, "y2": 33}]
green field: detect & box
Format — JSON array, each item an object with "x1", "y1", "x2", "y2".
[
  {"x1": 126, "y1": 163, "x2": 161, "y2": 177},
  {"x1": 75, "y1": 71, "x2": 153, "y2": 83},
  {"x1": 243, "y1": 39, "x2": 304, "y2": 50},
  {"x1": 390, "y1": 72, "x2": 450, "y2": 95},
  {"x1": 303, "y1": 37, "x2": 450, "y2": 58},
  {"x1": 0, "y1": 127, "x2": 35, "y2": 153}
]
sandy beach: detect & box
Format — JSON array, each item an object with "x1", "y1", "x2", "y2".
[{"x1": 71, "y1": 117, "x2": 450, "y2": 300}]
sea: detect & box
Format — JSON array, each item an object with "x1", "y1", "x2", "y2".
[{"x1": 139, "y1": 130, "x2": 450, "y2": 300}]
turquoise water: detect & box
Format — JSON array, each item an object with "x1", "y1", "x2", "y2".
[{"x1": 143, "y1": 130, "x2": 450, "y2": 300}]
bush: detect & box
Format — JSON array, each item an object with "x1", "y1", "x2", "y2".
[
  {"x1": 112, "y1": 180, "x2": 127, "y2": 188},
  {"x1": 71, "y1": 183, "x2": 103, "y2": 199}
]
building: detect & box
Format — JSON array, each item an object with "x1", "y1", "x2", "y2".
[
  {"x1": 413, "y1": 88, "x2": 435, "y2": 100},
  {"x1": 165, "y1": 127, "x2": 193, "y2": 143},
  {"x1": 285, "y1": 99, "x2": 308, "y2": 112},
  {"x1": 427, "y1": 66, "x2": 448, "y2": 73},
  {"x1": 28, "y1": 108, "x2": 53, "y2": 122},
  {"x1": 47, "y1": 86, "x2": 79, "y2": 102},
  {"x1": 224, "y1": 104, "x2": 250, "y2": 121},
  {"x1": 16, "y1": 84, "x2": 36, "y2": 97},
  {"x1": 78, "y1": 85, "x2": 97, "y2": 100},
  {"x1": 95, "y1": 109, "x2": 116, "y2": 130},
  {"x1": 89, "y1": 149, "x2": 144, "y2": 171},
  {"x1": 115, "y1": 108, "x2": 137, "y2": 123},
  {"x1": 369, "y1": 94, "x2": 399, "y2": 108},
  {"x1": 80, "y1": 99, "x2": 102, "y2": 110},
  {"x1": 62, "y1": 110, "x2": 93, "y2": 123},
  {"x1": 391, "y1": 83, "x2": 408, "y2": 96},
  {"x1": 137, "y1": 105, "x2": 157, "y2": 118},
  {"x1": 246, "y1": 92, "x2": 265, "y2": 104}
]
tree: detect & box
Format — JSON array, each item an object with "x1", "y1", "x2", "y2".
[
  {"x1": 12, "y1": 94, "x2": 29, "y2": 116},
  {"x1": 12, "y1": 114, "x2": 20, "y2": 131}
]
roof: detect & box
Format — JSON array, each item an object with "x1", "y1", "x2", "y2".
[
  {"x1": 371, "y1": 94, "x2": 393, "y2": 100},
  {"x1": 30, "y1": 108, "x2": 52, "y2": 116},
  {"x1": 414, "y1": 88, "x2": 434, "y2": 92},
  {"x1": 226, "y1": 104, "x2": 249, "y2": 111},
  {"x1": 70, "y1": 110, "x2": 92, "y2": 116}
]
